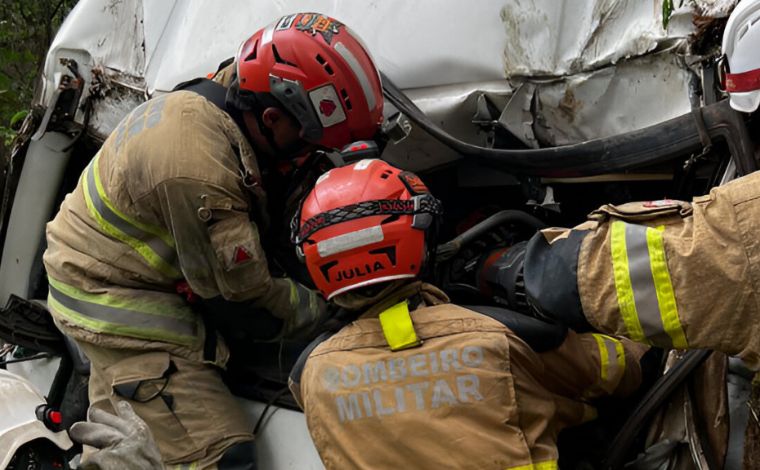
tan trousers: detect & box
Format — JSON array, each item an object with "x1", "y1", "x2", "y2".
[{"x1": 77, "y1": 341, "x2": 253, "y2": 469}]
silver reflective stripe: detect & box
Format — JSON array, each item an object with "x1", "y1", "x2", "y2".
[
  {"x1": 261, "y1": 22, "x2": 276, "y2": 45},
  {"x1": 602, "y1": 336, "x2": 620, "y2": 384},
  {"x1": 334, "y1": 42, "x2": 377, "y2": 110},
  {"x1": 48, "y1": 283, "x2": 197, "y2": 338},
  {"x1": 624, "y1": 223, "x2": 672, "y2": 347},
  {"x1": 85, "y1": 164, "x2": 177, "y2": 268},
  {"x1": 317, "y1": 225, "x2": 384, "y2": 257}
]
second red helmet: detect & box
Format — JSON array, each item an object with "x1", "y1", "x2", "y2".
[
  {"x1": 292, "y1": 160, "x2": 442, "y2": 300},
  {"x1": 231, "y1": 13, "x2": 384, "y2": 150}
]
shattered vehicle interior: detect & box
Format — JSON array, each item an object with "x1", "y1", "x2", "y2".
[{"x1": 0, "y1": 0, "x2": 757, "y2": 468}]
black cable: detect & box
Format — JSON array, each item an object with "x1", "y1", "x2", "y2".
[
  {"x1": 0, "y1": 352, "x2": 52, "y2": 366},
  {"x1": 253, "y1": 386, "x2": 291, "y2": 437},
  {"x1": 437, "y1": 209, "x2": 546, "y2": 261}
]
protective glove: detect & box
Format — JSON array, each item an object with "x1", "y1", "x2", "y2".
[
  {"x1": 282, "y1": 282, "x2": 329, "y2": 340},
  {"x1": 69, "y1": 401, "x2": 164, "y2": 470}
]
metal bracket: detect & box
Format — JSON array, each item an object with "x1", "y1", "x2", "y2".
[{"x1": 31, "y1": 59, "x2": 84, "y2": 141}]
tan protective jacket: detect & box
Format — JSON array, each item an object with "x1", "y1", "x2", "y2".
[
  {"x1": 574, "y1": 170, "x2": 760, "y2": 368},
  {"x1": 292, "y1": 283, "x2": 645, "y2": 470},
  {"x1": 44, "y1": 90, "x2": 315, "y2": 356}
]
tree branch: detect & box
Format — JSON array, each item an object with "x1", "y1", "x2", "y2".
[{"x1": 49, "y1": 0, "x2": 67, "y2": 22}]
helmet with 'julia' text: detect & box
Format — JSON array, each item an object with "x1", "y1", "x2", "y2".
[{"x1": 292, "y1": 159, "x2": 442, "y2": 300}]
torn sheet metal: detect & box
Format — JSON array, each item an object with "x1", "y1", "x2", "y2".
[
  {"x1": 531, "y1": 52, "x2": 693, "y2": 146},
  {"x1": 693, "y1": 0, "x2": 737, "y2": 18},
  {"x1": 40, "y1": 0, "x2": 146, "y2": 106},
  {"x1": 382, "y1": 81, "x2": 512, "y2": 173},
  {"x1": 500, "y1": 0, "x2": 694, "y2": 78},
  {"x1": 86, "y1": 68, "x2": 146, "y2": 142}
]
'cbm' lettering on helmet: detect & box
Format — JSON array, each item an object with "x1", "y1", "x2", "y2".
[
  {"x1": 228, "y1": 13, "x2": 384, "y2": 150},
  {"x1": 292, "y1": 159, "x2": 443, "y2": 299}
]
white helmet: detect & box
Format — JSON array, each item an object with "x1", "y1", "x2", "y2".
[
  {"x1": 0, "y1": 369, "x2": 72, "y2": 468},
  {"x1": 722, "y1": 0, "x2": 760, "y2": 112}
]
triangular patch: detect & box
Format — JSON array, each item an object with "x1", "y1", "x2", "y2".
[{"x1": 233, "y1": 246, "x2": 253, "y2": 265}]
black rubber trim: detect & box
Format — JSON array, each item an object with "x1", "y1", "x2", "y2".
[{"x1": 381, "y1": 72, "x2": 758, "y2": 177}]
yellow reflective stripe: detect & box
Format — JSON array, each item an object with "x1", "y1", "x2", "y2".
[
  {"x1": 646, "y1": 226, "x2": 688, "y2": 349},
  {"x1": 92, "y1": 155, "x2": 174, "y2": 247},
  {"x1": 47, "y1": 276, "x2": 198, "y2": 346},
  {"x1": 379, "y1": 301, "x2": 421, "y2": 351},
  {"x1": 613, "y1": 335, "x2": 626, "y2": 377},
  {"x1": 168, "y1": 464, "x2": 199, "y2": 470},
  {"x1": 287, "y1": 279, "x2": 318, "y2": 321},
  {"x1": 507, "y1": 460, "x2": 558, "y2": 470},
  {"x1": 48, "y1": 293, "x2": 197, "y2": 346},
  {"x1": 593, "y1": 334, "x2": 610, "y2": 382},
  {"x1": 83, "y1": 160, "x2": 180, "y2": 279},
  {"x1": 610, "y1": 221, "x2": 648, "y2": 343},
  {"x1": 592, "y1": 333, "x2": 627, "y2": 390},
  {"x1": 48, "y1": 277, "x2": 194, "y2": 321}
]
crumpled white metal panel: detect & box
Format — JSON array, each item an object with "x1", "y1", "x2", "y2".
[
  {"x1": 40, "y1": 0, "x2": 145, "y2": 105},
  {"x1": 42, "y1": 0, "x2": 736, "y2": 151},
  {"x1": 509, "y1": 52, "x2": 694, "y2": 147},
  {"x1": 500, "y1": 0, "x2": 694, "y2": 77}
]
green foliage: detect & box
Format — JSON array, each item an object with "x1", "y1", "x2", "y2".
[
  {"x1": 0, "y1": 0, "x2": 78, "y2": 151},
  {"x1": 662, "y1": 0, "x2": 675, "y2": 30}
]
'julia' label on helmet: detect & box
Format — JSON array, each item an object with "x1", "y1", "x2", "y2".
[{"x1": 309, "y1": 84, "x2": 347, "y2": 128}]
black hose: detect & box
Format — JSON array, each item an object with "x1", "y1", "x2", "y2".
[
  {"x1": 381, "y1": 73, "x2": 758, "y2": 177},
  {"x1": 437, "y1": 210, "x2": 546, "y2": 260}
]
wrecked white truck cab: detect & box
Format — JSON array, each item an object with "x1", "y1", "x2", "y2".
[{"x1": 0, "y1": 0, "x2": 755, "y2": 468}]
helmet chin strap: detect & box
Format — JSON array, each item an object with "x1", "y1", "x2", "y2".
[{"x1": 226, "y1": 79, "x2": 311, "y2": 160}]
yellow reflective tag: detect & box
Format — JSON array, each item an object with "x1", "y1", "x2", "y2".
[{"x1": 379, "y1": 301, "x2": 421, "y2": 351}]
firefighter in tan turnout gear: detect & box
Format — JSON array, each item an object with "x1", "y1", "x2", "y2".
[
  {"x1": 288, "y1": 159, "x2": 649, "y2": 470},
  {"x1": 520, "y1": 0, "x2": 760, "y2": 371},
  {"x1": 43, "y1": 13, "x2": 384, "y2": 469}
]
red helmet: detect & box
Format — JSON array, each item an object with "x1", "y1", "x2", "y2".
[
  {"x1": 292, "y1": 160, "x2": 442, "y2": 299},
  {"x1": 230, "y1": 13, "x2": 384, "y2": 150}
]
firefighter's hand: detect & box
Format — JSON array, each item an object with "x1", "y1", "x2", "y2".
[{"x1": 69, "y1": 401, "x2": 164, "y2": 470}]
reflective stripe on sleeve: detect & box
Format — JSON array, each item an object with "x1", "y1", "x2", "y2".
[
  {"x1": 170, "y1": 463, "x2": 199, "y2": 470},
  {"x1": 592, "y1": 333, "x2": 626, "y2": 392},
  {"x1": 47, "y1": 276, "x2": 199, "y2": 346},
  {"x1": 82, "y1": 155, "x2": 180, "y2": 279},
  {"x1": 289, "y1": 280, "x2": 313, "y2": 316},
  {"x1": 610, "y1": 221, "x2": 647, "y2": 343},
  {"x1": 646, "y1": 227, "x2": 688, "y2": 349},
  {"x1": 507, "y1": 460, "x2": 558, "y2": 470},
  {"x1": 610, "y1": 221, "x2": 687, "y2": 349}
]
